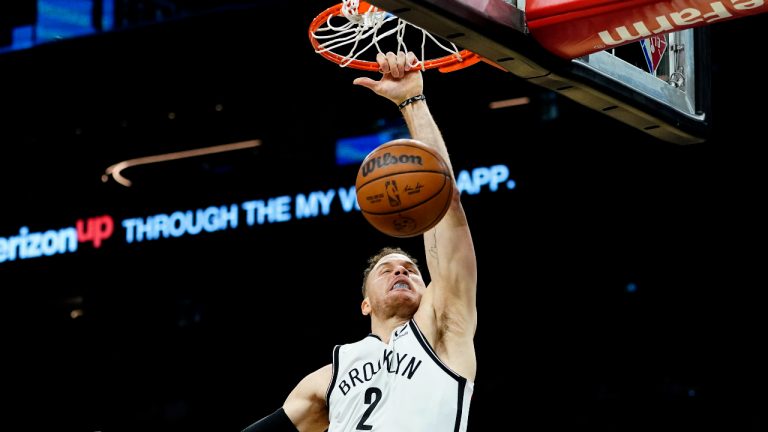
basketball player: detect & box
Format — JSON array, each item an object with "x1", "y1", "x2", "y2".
[{"x1": 241, "y1": 51, "x2": 477, "y2": 431}]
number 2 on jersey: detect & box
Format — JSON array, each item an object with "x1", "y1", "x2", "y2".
[{"x1": 355, "y1": 387, "x2": 382, "y2": 430}]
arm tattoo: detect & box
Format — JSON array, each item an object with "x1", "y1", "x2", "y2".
[{"x1": 427, "y1": 230, "x2": 439, "y2": 261}]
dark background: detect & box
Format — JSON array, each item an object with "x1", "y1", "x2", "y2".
[{"x1": 1, "y1": 1, "x2": 765, "y2": 431}]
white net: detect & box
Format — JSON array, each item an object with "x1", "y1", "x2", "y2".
[{"x1": 311, "y1": 0, "x2": 467, "y2": 70}]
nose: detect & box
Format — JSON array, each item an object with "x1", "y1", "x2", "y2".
[{"x1": 394, "y1": 266, "x2": 409, "y2": 276}]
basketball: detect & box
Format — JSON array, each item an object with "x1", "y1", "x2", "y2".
[{"x1": 355, "y1": 139, "x2": 455, "y2": 238}]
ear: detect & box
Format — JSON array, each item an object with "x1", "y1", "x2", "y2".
[{"x1": 361, "y1": 297, "x2": 371, "y2": 316}]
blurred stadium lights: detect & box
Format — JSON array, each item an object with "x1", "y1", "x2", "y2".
[
  {"x1": 489, "y1": 96, "x2": 531, "y2": 109},
  {"x1": 1, "y1": 0, "x2": 262, "y2": 54},
  {"x1": 102, "y1": 139, "x2": 261, "y2": 187}
]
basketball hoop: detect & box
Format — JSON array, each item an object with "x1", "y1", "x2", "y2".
[{"x1": 309, "y1": 0, "x2": 483, "y2": 72}]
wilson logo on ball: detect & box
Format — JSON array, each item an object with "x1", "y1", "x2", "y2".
[{"x1": 360, "y1": 153, "x2": 424, "y2": 177}]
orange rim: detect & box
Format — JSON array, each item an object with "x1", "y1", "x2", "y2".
[{"x1": 309, "y1": 2, "x2": 480, "y2": 72}]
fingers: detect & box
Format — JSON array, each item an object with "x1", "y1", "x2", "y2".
[
  {"x1": 377, "y1": 51, "x2": 416, "y2": 78},
  {"x1": 385, "y1": 52, "x2": 400, "y2": 78},
  {"x1": 377, "y1": 52, "x2": 389, "y2": 75},
  {"x1": 405, "y1": 52, "x2": 419, "y2": 71},
  {"x1": 395, "y1": 51, "x2": 406, "y2": 77},
  {"x1": 353, "y1": 77, "x2": 376, "y2": 90}
]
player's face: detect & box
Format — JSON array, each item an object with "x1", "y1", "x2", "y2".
[{"x1": 363, "y1": 253, "x2": 425, "y2": 317}]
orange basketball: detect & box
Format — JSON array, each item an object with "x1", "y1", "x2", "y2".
[{"x1": 355, "y1": 139, "x2": 454, "y2": 238}]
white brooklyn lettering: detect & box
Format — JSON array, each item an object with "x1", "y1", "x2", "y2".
[{"x1": 338, "y1": 348, "x2": 423, "y2": 397}]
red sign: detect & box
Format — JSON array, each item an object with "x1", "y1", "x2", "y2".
[
  {"x1": 640, "y1": 34, "x2": 667, "y2": 75},
  {"x1": 525, "y1": 0, "x2": 768, "y2": 59}
]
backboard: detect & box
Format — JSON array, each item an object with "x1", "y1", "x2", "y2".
[{"x1": 367, "y1": 0, "x2": 712, "y2": 144}]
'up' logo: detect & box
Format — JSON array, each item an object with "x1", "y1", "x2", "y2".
[{"x1": 76, "y1": 215, "x2": 115, "y2": 248}]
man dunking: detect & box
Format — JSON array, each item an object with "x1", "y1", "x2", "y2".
[{"x1": 241, "y1": 51, "x2": 478, "y2": 432}]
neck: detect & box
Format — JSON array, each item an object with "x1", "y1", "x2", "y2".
[{"x1": 371, "y1": 316, "x2": 410, "y2": 343}]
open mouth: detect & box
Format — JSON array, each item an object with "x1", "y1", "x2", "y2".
[{"x1": 390, "y1": 281, "x2": 410, "y2": 292}]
